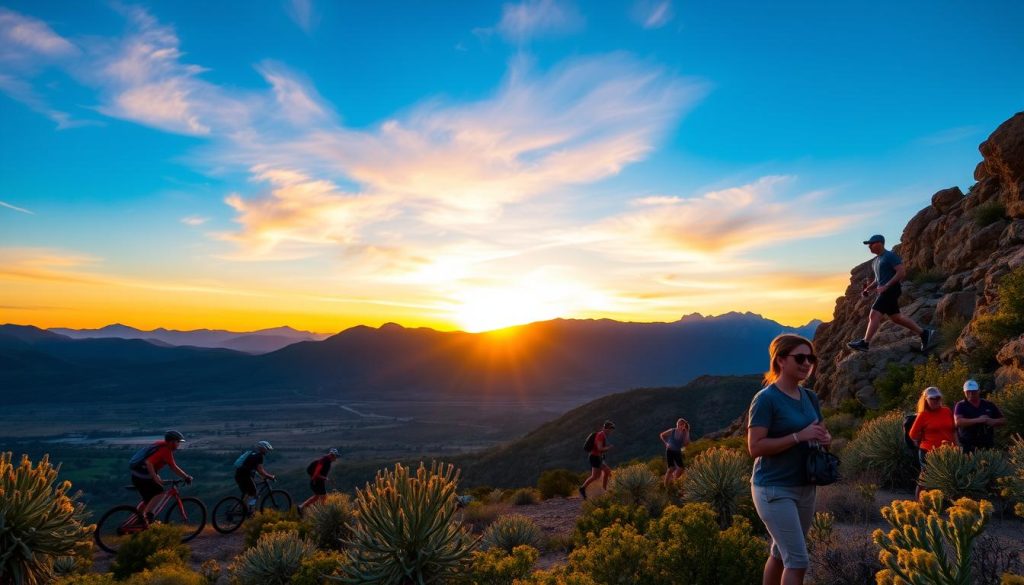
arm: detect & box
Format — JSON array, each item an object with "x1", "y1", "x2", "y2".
[
  {"x1": 659, "y1": 429, "x2": 671, "y2": 446},
  {"x1": 747, "y1": 422, "x2": 829, "y2": 458},
  {"x1": 169, "y1": 462, "x2": 192, "y2": 483},
  {"x1": 256, "y1": 464, "x2": 275, "y2": 480},
  {"x1": 146, "y1": 460, "x2": 162, "y2": 485},
  {"x1": 954, "y1": 413, "x2": 990, "y2": 428},
  {"x1": 908, "y1": 414, "x2": 924, "y2": 443},
  {"x1": 313, "y1": 462, "x2": 327, "y2": 481},
  {"x1": 682, "y1": 428, "x2": 691, "y2": 447},
  {"x1": 880, "y1": 263, "x2": 907, "y2": 290}
]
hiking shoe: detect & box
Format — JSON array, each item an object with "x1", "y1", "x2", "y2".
[
  {"x1": 919, "y1": 329, "x2": 934, "y2": 352},
  {"x1": 578, "y1": 486, "x2": 587, "y2": 500},
  {"x1": 847, "y1": 339, "x2": 869, "y2": 352}
]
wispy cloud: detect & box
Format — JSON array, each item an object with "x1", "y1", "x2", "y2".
[
  {"x1": 180, "y1": 215, "x2": 209, "y2": 226},
  {"x1": 631, "y1": 0, "x2": 674, "y2": 29},
  {"x1": 477, "y1": 0, "x2": 584, "y2": 43},
  {"x1": 916, "y1": 125, "x2": 983, "y2": 146},
  {"x1": 285, "y1": 0, "x2": 320, "y2": 35},
  {"x1": 0, "y1": 200, "x2": 35, "y2": 214}
]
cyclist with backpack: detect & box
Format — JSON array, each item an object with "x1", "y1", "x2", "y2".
[
  {"x1": 578, "y1": 420, "x2": 615, "y2": 500},
  {"x1": 299, "y1": 448, "x2": 338, "y2": 513},
  {"x1": 234, "y1": 441, "x2": 276, "y2": 514},
  {"x1": 129, "y1": 430, "x2": 193, "y2": 525}
]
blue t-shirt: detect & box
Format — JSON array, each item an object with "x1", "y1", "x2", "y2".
[
  {"x1": 873, "y1": 250, "x2": 902, "y2": 287},
  {"x1": 664, "y1": 429, "x2": 686, "y2": 451},
  {"x1": 748, "y1": 384, "x2": 823, "y2": 486}
]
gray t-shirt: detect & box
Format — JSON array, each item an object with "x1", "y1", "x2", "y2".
[
  {"x1": 873, "y1": 250, "x2": 902, "y2": 287},
  {"x1": 748, "y1": 384, "x2": 823, "y2": 486}
]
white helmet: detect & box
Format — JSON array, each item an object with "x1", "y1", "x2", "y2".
[{"x1": 255, "y1": 440, "x2": 273, "y2": 453}]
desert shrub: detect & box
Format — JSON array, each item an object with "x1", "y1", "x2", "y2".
[
  {"x1": 458, "y1": 545, "x2": 539, "y2": 585},
  {"x1": 51, "y1": 553, "x2": 92, "y2": 578},
  {"x1": 919, "y1": 444, "x2": 1012, "y2": 500},
  {"x1": 972, "y1": 268, "x2": 1024, "y2": 369},
  {"x1": 806, "y1": 511, "x2": 834, "y2": 545},
  {"x1": 482, "y1": 514, "x2": 544, "y2": 553},
  {"x1": 973, "y1": 200, "x2": 1007, "y2": 227},
  {"x1": 510, "y1": 488, "x2": 540, "y2": 506},
  {"x1": 0, "y1": 452, "x2": 93, "y2": 585},
  {"x1": 230, "y1": 530, "x2": 316, "y2": 585},
  {"x1": 123, "y1": 564, "x2": 207, "y2": 585},
  {"x1": 807, "y1": 530, "x2": 882, "y2": 585},
  {"x1": 874, "y1": 490, "x2": 992, "y2": 585},
  {"x1": 538, "y1": 469, "x2": 582, "y2": 499},
  {"x1": 543, "y1": 532, "x2": 574, "y2": 554},
  {"x1": 461, "y1": 500, "x2": 503, "y2": 532},
  {"x1": 608, "y1": 463, "x2": 658, "y2": 507},
  {"x1": 836, "y1": 398, "x2": 867, "y2": 417},
  {"x1": 998, "y1": 435, "x2": 1024, "y2": 518},
  {"x1": 302, "y1": 492, "x2": 352, "y2": 551},
  {"x1": 970, "y1": 534, "x2": 1024, "y2": 585},
  {"x1": 110, "y1": 523, "x2": 189, "y2": 579},
  {"x1": 567, "y1": 522, "x2": 649, "y2": 585},
  {"x1": 910, "y1": 268, "x2": 947, "y2": 284},
  {"x1": 684, "y1": 435, "x2": 746, "y2": 460},
  {"x1": 291, "y1": 550, "x2": 348, "y2": 585},
  {"x1": 574, "y1": 496, "x2": 650, "y2": 544},
  {"x1": 467, "y1": 485, "x2": 497, "y2": 501},
  {"x1": 823, "y1": 412, "x2": 859, "y2": 440},
  {"x1": 814, "y1": 482, "x2": 878, "y2": 523},
  {"x1": 679, "y1": 447, "x2": 751, "y2": 528},
  {"x1": 1000, "y1": 383, "x2": 1024, "y2": 439},
  {"x1": 844, "y1": 412, "x2": 919, "y2": 489},
  {"x1": 242, "y1": 509, "x2": 295, "y2": 548},
  {"x1": 339, "y1": 462, "x2": 476, "y2": 585},
  {"x1": 512, "y1": 567, "x2": 598, "y2": 585},
  {"x1": 938, "y1": 315, "x2": 969, "y2": 354},
  {"x1": 53, "y1": 575, "x2": 118, "y2": 585},
  {"x1": 874, "y1": 363, "x2": 916, "y2": 411},
  {"x1": 198, "y1": 559, "x2": 220, "y2": 585},
  {"x1": 901, "y1": 358, "x2": 971, "y2": 407}
]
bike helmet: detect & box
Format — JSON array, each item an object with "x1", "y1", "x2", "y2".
[
  {"x1": 328, "y1": 448, "x2": 339, "y2": 456},
  {"x1": 255, "y1": 440, "x2": 273, "y2": 452},
  {"x1": 165, "y1": 430, "x2": 186, "y2": 442}
]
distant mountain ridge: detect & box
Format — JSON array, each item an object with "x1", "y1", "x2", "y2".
[
  {"x1": 48, "y1": 324, "x2": 329, "y2": 354},
  {"x1": 2, "y1": 312, "x2": 817, "y2": 404}
]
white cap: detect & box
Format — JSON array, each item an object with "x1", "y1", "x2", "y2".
[
  {"x1": 963, "y1": 379, "x2": 980, "y2": 392},
  {"x1": 925, "y1": 386, "x2": 942, "y2": 398}
]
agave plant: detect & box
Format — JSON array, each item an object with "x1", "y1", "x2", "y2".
[
  {"x1": 0, "y1": 452, "x2": 93, "y2": 585},
  {"x1": 919, "y1": 444, "x2": 1012, "y2": 500},
  {"x1": 843, "y1": 412, "x2": 919, "y2": 488},
  {"x1": 338, "y1": 462, "x2": 477, "y2": 585},
  {"x1": 679, "y1": 447, "x2": 750, "y2": 528},
  {"x1": 481, "y1": 514, "x2": 544, "y2": 553},
  {"x1": 302, "y1": 493, "x2": 353, "y2": 551},
  {"x1": 231, "y1": 530, "x2": 316, "y2": 585},
  {"x1": 608, "y1": 464, "x2": 658, "y2": 507}
]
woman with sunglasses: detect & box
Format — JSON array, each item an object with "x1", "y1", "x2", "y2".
[
  {"x1": 908, "y1": 386, "x2": 957, "y2": 499},
  {"x1": 747, "y1": 334, "x2": 830, "y2": 585}
]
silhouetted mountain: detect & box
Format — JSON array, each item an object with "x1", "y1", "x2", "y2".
[
  {"x1": 458, "y1": 374, "x2": 763, "y2": 487},
  {"x1": 48, "y1": 324, "x2": 328, "y2": 354}
]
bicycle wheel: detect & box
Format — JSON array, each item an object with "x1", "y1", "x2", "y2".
[
  {"x1": 94, "y1": 505, "x2": 145, "y2": 554},
  {"x1": 212, "y1": 496, "x2": 246, "y2": 534},
  {"x1": 162, "y1": 496, "x2": 207, "y2": 542},
  {"x1": 260, "y1": 489, "x2": 293, "y2": 513}
]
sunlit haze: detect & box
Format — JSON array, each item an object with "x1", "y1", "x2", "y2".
[{"x1": 2, "y1": 1, "x2": 1021, "y2": 333}]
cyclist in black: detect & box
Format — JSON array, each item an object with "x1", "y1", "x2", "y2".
[
  {"x1": 234, "y1": 440, "x2": 276, "y2": 514},
  {"x1": 299, "y1": 447, "x2": 338, "y2": 513}
]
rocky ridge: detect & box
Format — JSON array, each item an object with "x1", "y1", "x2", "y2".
[{"x1": 813, "y1": 112, "x2": 1024, "y2": 407}]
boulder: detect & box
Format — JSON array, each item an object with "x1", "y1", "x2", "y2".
[
  {"x1": 976, "y1": 112, "x2": 1024, "y2": 214},
  {"x1": 931, "y1": 186, "x2": 964, "y2": 213},
  {"x1": 934, "y1": 291, "x2": 978, "y2": 324}
]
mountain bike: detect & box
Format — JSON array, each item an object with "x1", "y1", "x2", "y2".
[
  {"x1": 211, "y1": 476, "x2": 293, "y2": 534},
  {"x1": 94, "y1": 479, "x2": 207, "y2": 553}
]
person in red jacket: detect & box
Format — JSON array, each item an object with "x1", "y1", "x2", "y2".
[{"x1": 908, "y1": 386, "x2": 957, "y2": 499}]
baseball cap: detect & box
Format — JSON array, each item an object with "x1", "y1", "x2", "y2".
[
  {"x1": 924, "y1": 386, "x2": 942, "y2": 398},
  {"x1": 863, "y1": 234, "x2": 885, "y2": 245},
  {"x1": 603, "y1": 420, "x2": 616, "y2": 429},
  {"x1": 963, "y1": 379, "x2": 980, "y2": 392}
]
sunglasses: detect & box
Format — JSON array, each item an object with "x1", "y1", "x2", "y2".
[
  {"x1": 927, "y1": 396, "x2": 942, "y2": 400},
  {"x1": 786, "y1": 354, "x2": 817, "y2": 365}
]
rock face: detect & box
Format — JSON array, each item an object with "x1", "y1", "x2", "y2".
[{"x1": 813, "y1": 112, "x2": 1024, "y2": 407}]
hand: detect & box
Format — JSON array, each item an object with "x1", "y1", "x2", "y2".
[
  {"x1": 796, "y1": 422, "x2": 829, "y2": 443},
  {"x1": 269, "y1": 474, "x2": 276, "y2": 481},
  {"x1": 154, "y1": 477, "x2": 164, "y2": 487},
  {"x1": 184, "y1": 475, "x2": 193, "y2": 485},
  {"x1": 877, "y1": 284, "x2": 887, "y2": 293}
]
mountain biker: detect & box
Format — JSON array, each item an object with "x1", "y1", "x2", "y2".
[
  {"x1": 234, "y1": 440, "x2": 277, "y2": 514},
  {"x1": 129, "y1": 430, "x2": 193, "y2": 525},
  {"x1": 299, "y1": 447, "x2": 339, "y2": 513}
]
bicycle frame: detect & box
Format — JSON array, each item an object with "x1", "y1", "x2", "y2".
[{"x1": 122, "y1": 480, "x2": 188, "y2": 532}]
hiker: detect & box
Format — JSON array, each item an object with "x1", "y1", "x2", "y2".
[
  {"x1": 954, "y1": 379, "x2": 1006, "y2": 453},
  {"x1": 908, "y1": 386, "x2": 957, "y2": 499},
  {"x1": 299, "y1": 447, "x2": 339, "y2": 513},
  {"x1": 747, "y1": 334, "x2": 831, "y2": 585},
  {"x1": 578, "y1": 420, "x2": 615, "y2": 500},
  {"x1": 660, "y1": 418, "x2": 690, "y2": 488},
  {"x1": 847, "y1": 234, "x2": 933, "y2": 353}
]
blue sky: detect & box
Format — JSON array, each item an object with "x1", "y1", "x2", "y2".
[{"x1": 1, "y1": 0, "x2": 1022, "y2": 332}]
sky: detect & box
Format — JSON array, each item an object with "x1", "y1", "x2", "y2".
[{"x1": 1, "y1": 0, "x2": 1022, "y2": 334}]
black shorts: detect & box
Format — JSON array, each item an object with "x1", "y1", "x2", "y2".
[
  {"x1": 235, "y1": 469, "x2": 257, "y2": 497},
  {"x1": 131, "y1": 475, "x2": 164, "y2": 504},
  {"x1": 666, "y1": 449, "x2": 684, "y2": 469},
  {"x1": 588, "y1": 454, "x2": 605, "y2": 469},
  {"x1": 871, "y1": 283, "x2": 902, "y2": 315},
  {"x1": 310, "y1": 478, "x2": 327, "y2": 495}
]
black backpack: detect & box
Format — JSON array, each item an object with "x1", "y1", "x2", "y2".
[
  {"x1": 583, "y1": 432, "x2": 597, "y2": 452},
  {"x1": 903, "y1": 413, "x2": 918, "y2": 451},
  {"x1": 306, "y1": 458, "x2": 319, "y2": 476}
]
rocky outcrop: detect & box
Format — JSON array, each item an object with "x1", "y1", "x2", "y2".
[{"x1": 813, "y1": 112, "x2": 1024, "y2": 407}]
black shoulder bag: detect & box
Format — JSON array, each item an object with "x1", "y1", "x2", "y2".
[{"x1": 802, "y1": 388, "x2": 840, "y2": 486}]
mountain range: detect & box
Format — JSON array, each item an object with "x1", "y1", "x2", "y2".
[
  {"x1": 48, "y1": 324, "x2": 328, "y2": 354},
  {"x1": 0, "y1": 312, "x2": 817, "y2": 405}
]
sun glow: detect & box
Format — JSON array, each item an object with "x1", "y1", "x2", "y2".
[{"x1": 452, "y1": 279, "x2": 584, "y2": 333}]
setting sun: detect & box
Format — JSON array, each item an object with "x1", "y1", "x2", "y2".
[{"x1": 451, "y1": 281, "x2": 582, "y2": 332}]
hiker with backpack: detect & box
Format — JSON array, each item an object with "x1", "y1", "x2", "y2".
[
  {"x1": 578, "y1": 420, "x2": 615, "y2": 500},
  {"x1": 660, "y1": 418, "x2": 691, "y2": 488},
  {"x1": 234, "y1": 440, "x2": 276, "y2": 514},
  {"x1": 908, "y1": 386, "x2": 957, "y2": 499},
  {"x1": 128, "y1": 430, "x2": 193, "y2": 525},
  {"x1": 299, "y1": 447, "x2": 339, "y2": 513}
]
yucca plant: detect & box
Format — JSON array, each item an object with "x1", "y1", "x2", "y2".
[
  {"x1": 919, "y1": 444, "x2": 1012, "y2": 500},
  {"x1": 302, "y1": 493, "x2": 353, "y2": 551},
  {"x1": 679, "y1": 447, "x2": 750, "y2": 528},
  {"x1": 843, "y1": 412, "x2": 919, "y2": 488},
  {"x1": 0, "y1": 452, "x2": 93, "y2": 585},
  {"x1": 873, "y1": 490, "x2": 991, "y2": 585},
  {"x1": 337, "y1": 462, "x2": 477, "y2": 585},
  {"x1": 481, "y1": 514, "x2": 544, "y2": 553},
  {"x1": 231, "y1": 530, "x2": 316, "y2": 585},
  {"x1": 609, "y1": 463, "x2": 658, "y2": 507},
  {"x1": 50, "y1": 556, "x2": 80, "y2": 577}
]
